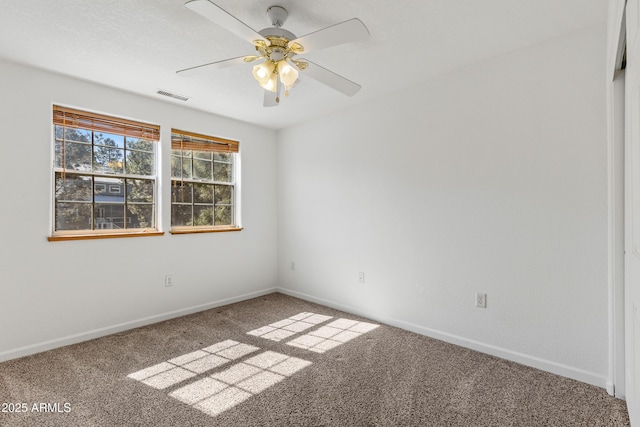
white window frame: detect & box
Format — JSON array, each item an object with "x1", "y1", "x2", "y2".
[
  {"x1": 49, "y1": 105, "x2": 162, "y2": 241},
  {"x1": 170, "y1": 129, "x2": 242, "y2": 234}
]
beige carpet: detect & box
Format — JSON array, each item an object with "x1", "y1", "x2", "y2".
[{"x1": 0, "y1": 293, "x2": 630, "y2": 426}]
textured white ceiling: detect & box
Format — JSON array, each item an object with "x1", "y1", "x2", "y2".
[{"x1": 0, "y1": 0, "x2": 607, "y2": 130}]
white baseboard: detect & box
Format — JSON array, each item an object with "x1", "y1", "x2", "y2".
[
  {"x1": 276, "y1": 287, "x2": 609, "y2": 389},
  {"x1": 0, "y1": 288, "x2": 277, "y2": 363}
]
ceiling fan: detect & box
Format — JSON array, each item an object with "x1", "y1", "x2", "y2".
[{"x1": 177, "y1": 0, "x2": 370, "y2": 107}]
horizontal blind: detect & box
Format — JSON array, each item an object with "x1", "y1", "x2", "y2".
[
  {"x1": 171, "y1": 129, "x2": 239, "y2": 153},
  {"x1": 53, "y1": 105, "x2": 160, "y2": 141}
]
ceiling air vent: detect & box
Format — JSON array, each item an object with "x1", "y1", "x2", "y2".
[{"x1": 156, "y1": 90, "x2": 190, "y2": 102}]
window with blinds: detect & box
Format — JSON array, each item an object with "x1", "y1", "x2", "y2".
[
  {"x1": 51, "y1": 105, "x2": 160, "y2": 239},
  {"x1": 170, "y1": 129, "x2": 240, "y2": 232}
]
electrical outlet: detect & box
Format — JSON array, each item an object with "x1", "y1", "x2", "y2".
[
  {"x1": 475, "y1": 292, "x2": 487, "y2": 308},
  {"x1": 358, "y1": 272, "x2": 365, "y2": 284},
  {"x1": 165, "y1": 275, "x2": 173, "y2": 287}
]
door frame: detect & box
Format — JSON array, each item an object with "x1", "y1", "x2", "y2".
[{"x1": 607, "y1": 0, "x2": 626, "y2": 399}]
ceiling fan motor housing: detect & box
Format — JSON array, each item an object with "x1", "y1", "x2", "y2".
[
  {"x1": 257, "y1": 27, "x2": 298, "y2": 61},
  {"x1": 258, "y1": 27, "x2": 297, "y2": 42}
]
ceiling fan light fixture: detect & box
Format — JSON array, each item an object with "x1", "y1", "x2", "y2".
[
  {"x1": 252, "y1": 60, "x2": 275, "y2": 85},
  {"x1": 261, "y1": 71, "x2": 279, "y2": 92},
  {"x1": 278, "y1": 60, "x2": 298, "y2": 87}
]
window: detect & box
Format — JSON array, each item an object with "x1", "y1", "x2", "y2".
[
  {"x1": 171, "y1": 129, "x2": 240, "y2": 233},
  {"x1": 51, "y1": 105, "x2": 161, "y2": 239}
]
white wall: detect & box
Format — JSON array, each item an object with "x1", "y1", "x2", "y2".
[
  {"x1": 0, "y1": 25, "x2": 612, "y2": 390},
  {"x1": 277, "y1": 28, "x2": 610, "y2": 387},
  {"x1": 0, "y1": 59, "x2": 278, "y2": 360}
]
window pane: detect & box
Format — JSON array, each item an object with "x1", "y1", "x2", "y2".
[
  {"x1": 214, "y1": 161, "x2": 232, "y2": 182},
  {"x1": 214, "y1": 206, "x2": 233, "y2": 225},
  {"x1": 194, "y1": 206, "x2": 214, "y2": 226},
  {"x1": 94, "y1": 132, "x2": 125, "y2": 148},
  {"x1": 127, "y1": 179, "x2": 154, "y2": 203},
  {"x1": 54, "y1": 140, "x2": 62, "y2": 168},
  {"x1": 55, "y1": 173, "x2": 92, "y2": 202},
  {"x1": 95, "y1": 178, "x2": 125, "y2": 203},
  {"x1": 95, "y1": 204, "x2": 125, "y2": 230},
  {"x1": 93, "y1": 146, "x2": 124, "y2": 174},
  {"x1": 171, "y1": 154, "x2": 182, "y2": 179},
  {"x1": 126, "y1": 137, "x2": 153, "y2": 152},
  {"x1": 214, "y1": 185, "x2": 232, "y2": 205},
  {"x1": 172, "y1": 181, "x2": 193, "y2": 204},
  {"x1": 63, "y1": 127, "x2": 91, "y2": 143},
  {"x1": 172, "y1": 204, "x2": 193, "y2": 226},
  {"x1": 126, "y1": 150, "x2": 154, "y2": 176},
  {"x1": 127, "y1": 204, "x2": 154, "y2": 229},
  {"x1": 194, "y1": 151, "x2": 212, "y2": 160},
  {"x1": 55, "y1": 202, "x2": 92, "y2": 231},
  {"x1": 193, "y1": 158, "x2": 213, "y2": 181},
  {"x1": 214, "y1": 152, "x2": 230, "y2": 162},
  {"x1": 64, "y1": 142, "x2": 92, "y2": 171},
  {"x1": 194, "y1": 183, "x2": 214, "y2": 204},
  {"x1": 182, "y1": 156, "x2": 193, "y2": 179}
]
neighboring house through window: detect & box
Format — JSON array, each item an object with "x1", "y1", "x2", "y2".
[
  {"x1": 170, "y1": 129, "x2": 240, "y2": 233},
  {"x1": 51, "y1": 105, "x2": 159, "y2": 238}
]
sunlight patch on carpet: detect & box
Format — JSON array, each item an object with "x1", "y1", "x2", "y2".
[
  {"x1": 286, "y1": 318, "x2": 379, "y2": 353},
  {"x1": 128, "y1": 340, "x2": 311, "y2": 418},
  {"x1": 128, "y1": 312, "x2": 376, "y2": 418},
  {"x1": 170, "y1": 351, "x2": 311, "y2": 417},
  {"x1": 247, "y1": 312, "x2": 333, "y2": 342},
  {"x1": 127, "y1": 340, "x2": 259, "y2": 389}
]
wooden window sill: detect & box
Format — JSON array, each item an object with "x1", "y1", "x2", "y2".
[
  {"x1": 170, "y1": 227, "x2": 243, "y2": 235},
  {"x1": 48, "y1": 231, "x2": 164, "y2": 242}
]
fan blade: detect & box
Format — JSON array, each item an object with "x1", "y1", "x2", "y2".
[
  {"x1": 288, "y1": 18, "x2": 369, "y2": 54},
  {"x1": 177, "y1": 56, "x2": 247, "y2": 76},
  {"x1": 185, "y1": 0, "x2": 270, "y2": 47},
  {"x1": 263, "y1": 90, "x2": 279, "y2": 107},
  {"x1": 297, "y1": 59, "x2": 361, "y2": 96}
]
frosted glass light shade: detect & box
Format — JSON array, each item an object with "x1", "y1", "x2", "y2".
[
  {"x1": 278, "y1": 60, "x2": 298, "y2": 87},
  {"x1": 262, "y1": 72, "x2": 278, "y2": 92},
  {"x1": 252, "y1": 61, "x2": 275, "y2": 85}
]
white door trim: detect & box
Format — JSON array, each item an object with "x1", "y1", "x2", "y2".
[{"x1": 607, "y1": 0, "x2": 627, "y2": 400}]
